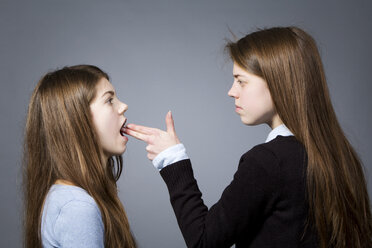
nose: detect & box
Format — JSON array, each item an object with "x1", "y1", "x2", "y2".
[
  {"x1": 118, "y1": 101, "x2": 128, "y2": 115},
  {"x1": 228, "y1": 82, "x2": 238, "y2": 98}
]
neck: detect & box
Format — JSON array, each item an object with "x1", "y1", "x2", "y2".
[
  {"x1": 101, "y1": 151, "x2": 109, "y2": 165},
  {"x1": 54, "y1": 179, "x2": 76, "y2": 186},
  {"x1": 268, "y1": 114, "x2": 283, "y2": 129}
]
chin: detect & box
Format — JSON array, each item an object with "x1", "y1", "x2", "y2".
[
  {"x1": 242, "y1": 120, "x2": 263, "y2": 127},
  {"x1": 108, "y1": 147, "x2": 126, "y2": 157},
  {"x1": 241, "y1": 117, "x2": 254, "y2": 126},
  {"x1": 115, "y1": 147, "x2": 126, "y2": 155}
]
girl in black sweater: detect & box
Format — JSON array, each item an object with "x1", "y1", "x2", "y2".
[{"x1": 124, "y1": 27, "x2": 372, "y2": 247}]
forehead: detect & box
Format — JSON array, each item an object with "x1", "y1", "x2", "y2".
[
  {"x1": 233, "y1": 62, "x2": 251, "y2": 78},
  {"x1": 95, "y1": 78, "x2": 114, "y2": 93}
]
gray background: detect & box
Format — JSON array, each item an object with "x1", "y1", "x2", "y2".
[{"x1": 1, "y1": 0, "x2": 371, "y2": 247}]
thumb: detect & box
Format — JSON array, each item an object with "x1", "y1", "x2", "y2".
[{"x1": 166, "y1": 111, "x2": 176, "y2": 134}]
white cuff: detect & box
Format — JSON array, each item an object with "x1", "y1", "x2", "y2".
[{"x1": 152, "y1": 143, "x2": 189, "y2": 171}]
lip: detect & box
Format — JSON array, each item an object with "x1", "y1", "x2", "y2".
[
  {"x1": 235, "y1": 105, "x2": 242, "y2": 112},
  {"x1": 120, "y1": 119, "x2": 127, "y2": 136}
]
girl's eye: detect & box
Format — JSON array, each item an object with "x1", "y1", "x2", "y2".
[
  {"x1": 237, "y1": 80, "x2": 245, "y2": 85},
  {"x1": 107, "y1": 97, "x2": 114, "y2": 104}
]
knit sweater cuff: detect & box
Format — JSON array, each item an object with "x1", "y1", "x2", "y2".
[{"x1": 160, "y1": 159, "x2": 195, "y2": 190}]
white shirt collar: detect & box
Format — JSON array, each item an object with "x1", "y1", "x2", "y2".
[{"x1": 265, "y1": 124, "x2": 294, "y2": 143}]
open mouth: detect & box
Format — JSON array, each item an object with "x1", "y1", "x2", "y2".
[{"x1": 120, "y1": 119, "x2": 127, "y2": 136}]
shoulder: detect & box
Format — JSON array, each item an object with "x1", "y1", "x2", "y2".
[
  {"x1": 241, "y1": 136, "x2": 304, "y2": 163},
  {"x1": 54, "y1": 198, "x2": 103, "y2": 231},
  {"x1": 44, "y1": 185, "x2": 102, "y2": 224},
  {"x1": 43, "y1": 184, "x2": 101, "y2": 221},
  {"x1": 262, "y1": 135, "x2": 304, "y2": 157},
  {"x1": 238, "y1": 136, "x2": 305, "y2": 177},
  {"x1": 42, "y1": 185, "x2": 104, "y2": 247},
  {"x1": 46, "y1": 184, "x2": 98, "y2": 206}
]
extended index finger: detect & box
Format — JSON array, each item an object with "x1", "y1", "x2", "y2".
[
  {"x1": 123, "y1": 128, "x2": 151, "y2": 143},
  {"x1": 125, "y1": 123, "x2": 157, "y2": 135}
]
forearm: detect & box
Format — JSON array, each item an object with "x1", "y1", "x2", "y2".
[
  {"x1": 160, "y1": 159, "x2": 234, "y2": 248},
  {"x1": 159, "y1": 150, "x2": 278, "y2": 248}
]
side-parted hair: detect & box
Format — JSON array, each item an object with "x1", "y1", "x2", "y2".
[
  {"x1": 23, "y1": 65, "x2": 136, "y2": 247},
  {"x1": 226, "y1": 27, "x2": 372, "y2": 247}
]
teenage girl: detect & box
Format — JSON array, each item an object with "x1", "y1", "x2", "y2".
[
  {"x1": 124, "y1": 27, "x2": 372, "y2": 247},
  {"x1": 23, "y1": 65, "x2": 136, "y2": 247}
]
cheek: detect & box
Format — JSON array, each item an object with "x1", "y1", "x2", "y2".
[
  {"x1": 92, "y1": 111, "x2": 116, "y2": 137},
  {"x1": 242, "y1": 87, "x2": 273, "y2": 112},
  {"x1": 241, "y1": 89, "x2": 261, "y2": 109},
  {"x1": 258, "y1": 88, "x2": 274, "y2": 108},
  {"x1": 102, "y1": 114, "x2": 117, "y2": 135}
]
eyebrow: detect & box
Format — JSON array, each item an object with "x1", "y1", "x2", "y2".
[
  {"x1": 101, "y1": 90, "x2": 115, "y2": 98},
  {"x1": 233, "y1": 74, "x2": 244, "y2": 78}
]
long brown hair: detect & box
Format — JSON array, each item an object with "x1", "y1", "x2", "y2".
[
  {"x1": 23, "y1": 65, "x2": 136, "y2": 247},
  {"x1": 226, "y1": 27, "x2": 372, "y2": 247}
]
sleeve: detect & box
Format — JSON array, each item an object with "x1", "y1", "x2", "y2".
[
  {"x1": 160, "y1": 146, "x2": 281, "y2": 248},
  {"x1": 53, "y1": 200, "x2": 104, "y2": 248},
  {"x1": 152, "y1": 143, "x2": 189, "y2": 170}
]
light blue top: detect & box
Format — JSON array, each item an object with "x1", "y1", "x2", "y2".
[
  {"x1": 153, "y1": 124, "x2": 294, "y2": 170},
  {"x1": 41, "y1": 184, "x2": 104, "y2": 248}
]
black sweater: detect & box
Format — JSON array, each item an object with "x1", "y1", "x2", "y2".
[{"x1": 160, "y1": 136, "x2": 318, "y2": 247}]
